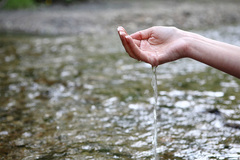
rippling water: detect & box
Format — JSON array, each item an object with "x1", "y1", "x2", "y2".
[{"x1": 0, "y1": 25, "x2": 240, "y2": 159}]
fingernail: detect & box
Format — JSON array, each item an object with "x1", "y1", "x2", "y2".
[
  {"x1": 119, "y1": 31, "x2": 125, "y2": 35},
  {"x1": 117, "y1": 26, "x2": 123, "y2": 31},
  {"x1": 125, "y1": 35, "x2": 130, "y2": 39}
]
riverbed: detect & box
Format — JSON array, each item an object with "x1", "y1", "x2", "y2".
[{"x1": 0, "y1": 1, "x2": 240, "y2": 159}]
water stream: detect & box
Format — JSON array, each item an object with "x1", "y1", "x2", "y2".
[{"x1": 151, "y1": 66, "x2": 159, "y2": 160}]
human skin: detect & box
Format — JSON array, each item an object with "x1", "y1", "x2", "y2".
[{"x1": 117, "y1": 26, "x2": 240, "y2": 79}]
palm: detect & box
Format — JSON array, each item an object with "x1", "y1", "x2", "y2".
[{"x1": 133, "y1": 32, "x2": 178, "y2": 65}]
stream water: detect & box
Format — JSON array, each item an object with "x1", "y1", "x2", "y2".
[
  {"x1": 0, "y1": 25, "x2": 240, "y2": 159},
  {"x1": 151, "y1": 66, "x2": 159, "y2": 160}
]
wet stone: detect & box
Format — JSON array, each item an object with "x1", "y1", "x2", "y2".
[
  {"x1": 15, "y1": 139, "x2": 26, "y2": 147},
  {"x1": 6, "y1": 116, "x2": 14, "y2": 121}
]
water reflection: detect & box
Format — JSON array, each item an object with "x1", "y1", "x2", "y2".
[{"x1": 0, "y1": 25, "x2": 240, "y2": 159}]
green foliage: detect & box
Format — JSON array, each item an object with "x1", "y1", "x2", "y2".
[
  {"x1": 2, "y1": 0, "x2": 92, "y2": 9},
  {"x1": 35, "y1": 0, "x2": 88, "y2": 4},
  {"x1": 3, "y1": 0, "x2": 35, "y2": 9}
]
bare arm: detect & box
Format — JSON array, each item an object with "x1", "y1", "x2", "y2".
[
  {"x1": 184, "y1": 33, "x2": 240, "y2": 78},
  {"x1": 117, "y1": 26, "x2": 240, "y2": 79}
]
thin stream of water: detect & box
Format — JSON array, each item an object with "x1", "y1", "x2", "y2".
[{"x1": 151, "y1": 66, "x2": 159, "y2": 160}]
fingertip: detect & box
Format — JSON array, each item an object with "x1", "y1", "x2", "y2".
[{"x1": 117, "y1": 26, "x2": 124, "y2": 31}]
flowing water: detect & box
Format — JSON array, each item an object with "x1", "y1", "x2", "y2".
[
  {"x1": 0, "y1": 25, "x2": 240, "y2": 159},
  {"x1": 151, "y1": 66, "x2": 159, "y2": 160}
]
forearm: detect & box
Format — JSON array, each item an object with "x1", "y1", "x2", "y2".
[{"x1": 184, "y1": 32, "x2": 240, "y2": 78}]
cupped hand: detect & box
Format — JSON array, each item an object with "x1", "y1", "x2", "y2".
[{"x1": 117, "y1": 26, "x2": 187, "y2": 66}]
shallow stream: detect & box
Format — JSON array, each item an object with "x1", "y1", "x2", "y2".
[{"x1": 0, "y1": 25, "x2": 240, "y2": 159}]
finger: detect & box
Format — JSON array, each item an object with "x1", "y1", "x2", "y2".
[
  {"x1": 117, "y1": 27, "x2": 138, "y2": 59},
  {"x1": 130, "y1": 28, "x2": 153, "y2": 40},
  {"x1": 117, "y1": 26, "x2": 125, "y2": 34},
  {"x1": 118, "y1": 26, "x2": 127, "y2": 34},
  {"x1": 117, "y1": 27, "x2": 130, "y2": 52},
  {"x1": 125, "y1": 35, "x2": 150, "y2": 64},
  {"x1": 118, "y1": 26, "x2": 141, "y2": 47},
  {"x1": 133, "y1": 39, "x2": 141, "y2": 47}
]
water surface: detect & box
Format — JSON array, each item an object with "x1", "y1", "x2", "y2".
[{"x1": 0, "y1": 25, "x2": 240, "y2": 159}]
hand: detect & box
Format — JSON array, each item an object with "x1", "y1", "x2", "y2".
[{"x1": 117, "y1": 26, "x2": 187, "y2": 66}]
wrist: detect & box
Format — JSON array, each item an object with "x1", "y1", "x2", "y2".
[
  {"x1": 173, "y1": 29, "x2": 193, "y2": 59},
  {"x1": 181, "y1": 31, "x2": 205, "y2": 59}
]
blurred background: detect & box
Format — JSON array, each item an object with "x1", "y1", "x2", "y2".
[
  {"x1": 0, "y1": 0, "x2": 240, "y2": 159},
  {"x1": 1, "y1": 0, "x2": 89, "y2": 9}
]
